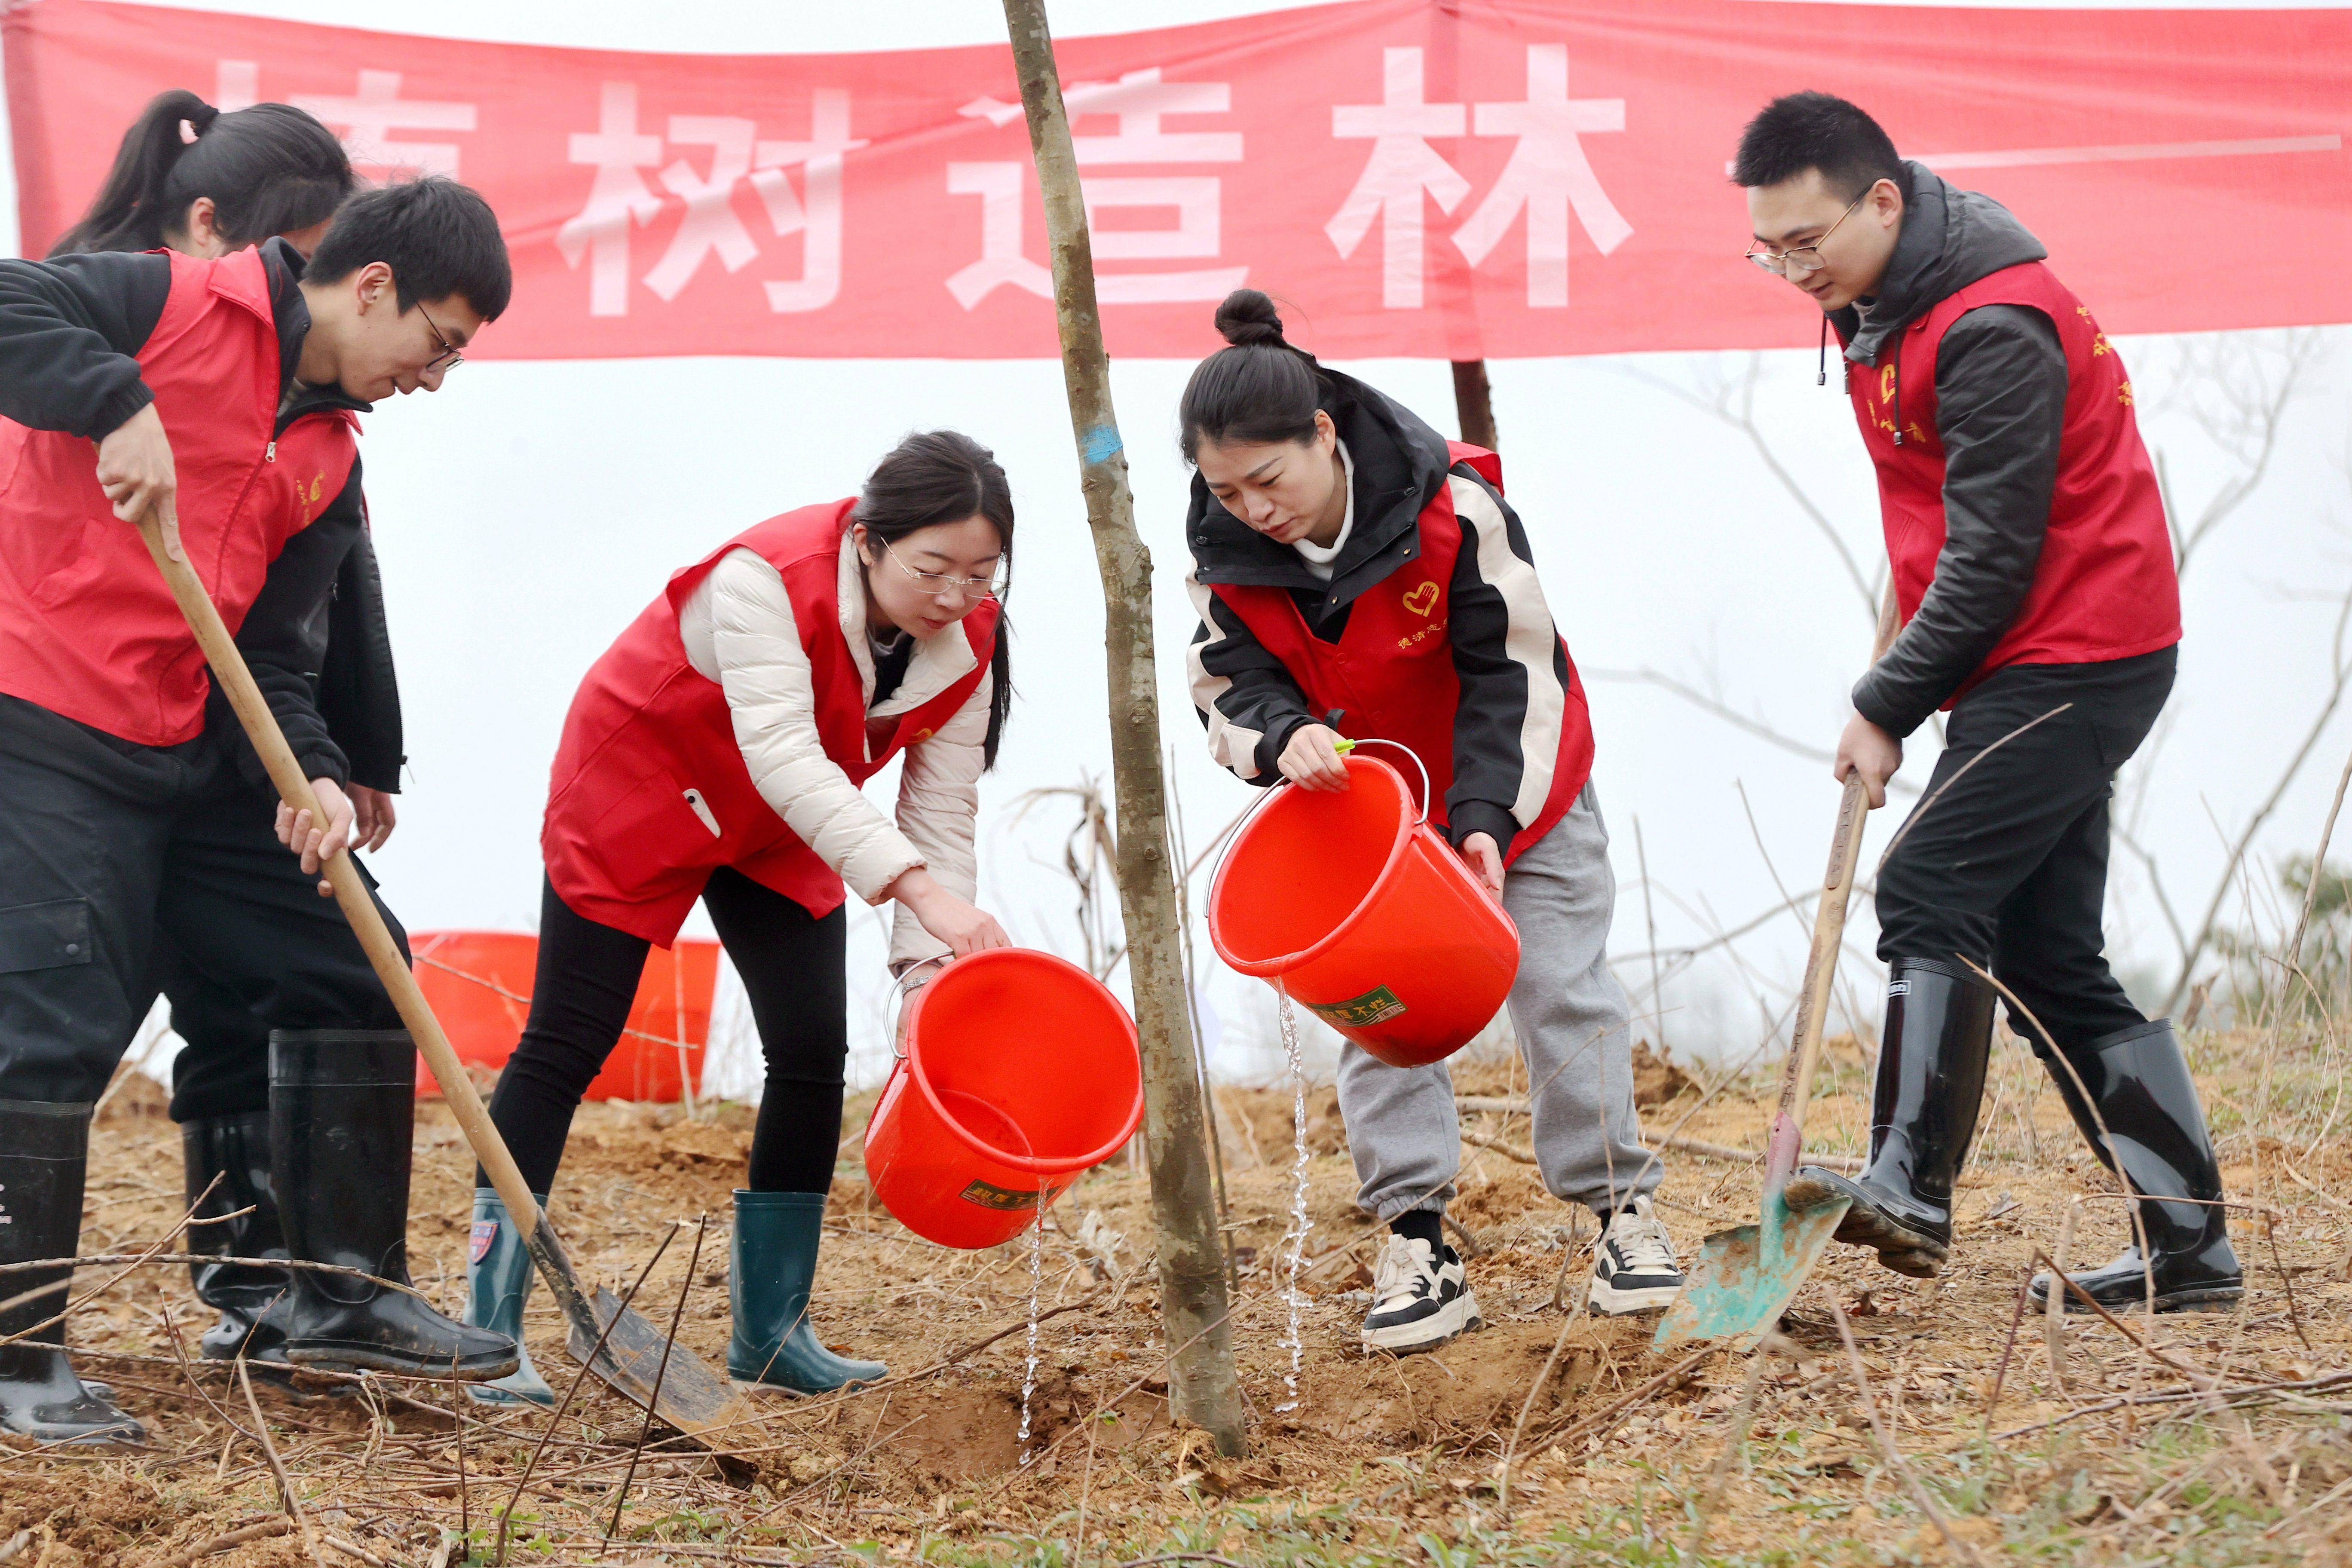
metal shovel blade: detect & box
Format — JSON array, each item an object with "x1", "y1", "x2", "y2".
[
  {"x1": 1651, "y1": 1189, "x2": 1852, "y2": 1353},
  {"x1": 567, "y1": 1285, "x2": 759, "y2": 1438}
]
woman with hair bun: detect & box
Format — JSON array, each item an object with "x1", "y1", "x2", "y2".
[
  {"x1": 463, "y1": 431, "x2": 1016, "y2": 1402},
  {"x1": 1181, "y1": 288, "x2": 1683, "y2": 1353}
]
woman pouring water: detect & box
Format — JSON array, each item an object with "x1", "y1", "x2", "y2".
[
  {"x1": 1180, "y1": 290, "x2": 1685, "y2": 1354},
  {"x1": 465, "y1": 431, "x2": 1014, "y2": 1401}
]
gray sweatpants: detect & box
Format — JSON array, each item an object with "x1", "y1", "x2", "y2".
[{"x1": 1335, "y1": 784, "x2": 1659, "y2": 1220}]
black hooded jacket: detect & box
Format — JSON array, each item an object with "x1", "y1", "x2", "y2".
[
  {"x1": 0, "y1": 239, "x2": 403, "y2": 790},
  {"x1": 1183, "y1": 368, "x2": 1576, "y2": 854},
  {"x1": 1832, "y1": 162, "x2": 2071, "y2": 738}
]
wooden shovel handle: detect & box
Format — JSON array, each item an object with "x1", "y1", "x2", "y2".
[
  {"x1": 1763, "y1": 585, "x2": 1903, "y2": 1184},
  {"x1": 135, "y1": 508, "x2": 570, "y2": 1287}
]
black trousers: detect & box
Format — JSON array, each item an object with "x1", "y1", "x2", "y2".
[
  {"x1": 1874, "y1": 647, "x2": 2176, "y2": 1049},
  {"x1": 483, "y1": 870, "x2": 848, "y2": 1196},
  {"x1": 0, "y1": 695, "x2": 404, "y2": 1108}
]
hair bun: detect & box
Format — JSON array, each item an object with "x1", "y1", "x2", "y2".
[{"x1": 1213, "y1": 288, "x2": 1287, "y2": 349}]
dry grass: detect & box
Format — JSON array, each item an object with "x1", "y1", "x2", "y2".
[{"x1": 6, "y1": 1024, "x2": 2351, "y2": 1567}]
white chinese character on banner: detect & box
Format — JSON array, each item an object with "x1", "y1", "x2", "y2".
[
  {"x1": 1326, "y1": 49, "x2": 1469, "y2": 310},
  {"x1": 558, "y1": 83, "x2": 664, "y2": 318},
  {"x1": 749, "y1": 90, "x2": 863, "y2": 314},
  {"x1": 558, "y1": 88, "x2": 864, "y2": 317},
  {"x1": 643, "y1": 117, "x2": 761, "y2": 301},
  {"x1": 213, "y1": 61, "x2": 476, "y2": 181},
  {"x1": 945, "y1": 68, "x2": 1246, "y2": 310},
  {"x1": 944, "y1": 159, "x2": 1052, "y2": 308},
  {"x1": 1452, "y1": 46, "x2": 1630, "y2": 307},
  {"x1": 295, "y1": 70, "x2": 477, "y2": 178}
]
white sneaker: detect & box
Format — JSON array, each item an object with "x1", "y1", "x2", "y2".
[
  {"x1": 1360, "y1": 1234, "x2": 1482, "y2": 1354},
  {"x1": 1588, "y1": 1196, "x2": 1685, "y2": 1316}
]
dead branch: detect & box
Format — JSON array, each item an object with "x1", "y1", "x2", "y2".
[
  {"x1": 1827, "y1": 1298, "x2": 1984, "y2": 1567},
  {"x1": 2167, "y1": 576, "x2": 2352, "y2": 1011}
]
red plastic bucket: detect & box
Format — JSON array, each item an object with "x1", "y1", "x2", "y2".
[
  {"x1": 407, "y1": 931, "x2": 717, "y2": 1102},
  {"x1": 1207, "y1": 753, "x2": 1519, "y2": 1068},
  {"x1": 863, "y1": 949, "x2": 1143, "y2": 1249}
]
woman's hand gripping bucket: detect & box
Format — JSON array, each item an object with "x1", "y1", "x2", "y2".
[
  {"x1": 864, "y1": 949, "x2": 1144, "y2": 1249},
  {"x1": 1206, "y1": 741, "x2": 1520, "y2": 1068}
]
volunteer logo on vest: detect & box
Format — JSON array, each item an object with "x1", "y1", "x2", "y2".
[{"x1": 1403, "y1": 580, "x2": 1440, "y2": 616}]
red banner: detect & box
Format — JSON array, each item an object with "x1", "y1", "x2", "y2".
[{"x1": 6, "y1": 0, "x2": 2346, "y2": 360}]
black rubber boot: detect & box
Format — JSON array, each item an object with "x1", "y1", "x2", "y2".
[
  {"x1": 1784, "y1": 957, "x2": 1995, "y2": 1277},
  {"x1": 182, "y1": 1111, "x2": 292, "y2": 1364},
  {"x1": 0, "y1": 1101, "x2": 146, "y2": 1444},
  {"x1": 256, "y1": 1031, "x2": 518, "y2": 1379},
  {"x1": 2030, "y1": 1018, "x2": 2242, "y2": 1313}
]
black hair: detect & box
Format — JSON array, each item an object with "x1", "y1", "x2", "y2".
[
  {"x1": 306, "y1": 176, "x2": 513, "y2": 321},
  {"x1": 1730, "y1": 91, "x2": 1905, "y2": 201},
  {"x1": 49, "y1": 91, "x2": 354, "y2": 257},
  {"x1": 851, "y1": 430, "x2": 1015, "y2": 769},
  {"x1": 1178, "y1": 289, "x2": 1327, "y2": 464}
]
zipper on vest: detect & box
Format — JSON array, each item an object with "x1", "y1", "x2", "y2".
[
  {"x1": 264, "y1": 440, "x2": 276, "y2": 462},
  {"x1": 682, "y1": 788, "x2": 723, "y2": 839}
]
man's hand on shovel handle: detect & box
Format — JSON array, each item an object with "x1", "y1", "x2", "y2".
[
  {"x1": 101, "y1": 405, "x2": 182, "y2": 559},
  {"x1": 277, "y1": 778, "x2": 358, "y2": 895},
  {"x1": 1834, "y1": 710, "x2": 1902, "y2": 810}
]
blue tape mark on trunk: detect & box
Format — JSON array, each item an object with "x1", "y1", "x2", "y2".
[{"x1": 1082, "y1": 426, "x2": 1124, "y2": 466}]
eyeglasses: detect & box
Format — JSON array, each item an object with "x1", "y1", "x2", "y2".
[
  {"x1": 882, "y1": 538, "x2": 1005, "y2": 600},
  {"x1": 1744, "y1": 189, "x2": 1868, "y2": 277},
  {"x1": 416, "y1": 299, "x2": 465, "y2": 373}
]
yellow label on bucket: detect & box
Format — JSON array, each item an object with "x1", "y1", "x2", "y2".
[
  {"x1": 1305, "y1": 985, "x2": 1409, "y2": 1029},
  {"x1": 959, "y1": 1178, "x2": 1067, "y2": 1211}
]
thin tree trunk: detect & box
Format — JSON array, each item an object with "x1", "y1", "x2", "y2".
[
  {"x1": 999, "y1": 0, "x2": 1246, "y2": 1457},
  {"x1": 1452, "y1": 359, "x2": 1498, "y2": 450}
]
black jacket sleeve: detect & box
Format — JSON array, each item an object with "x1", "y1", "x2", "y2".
[
  {"x1": 214, "y1": 457, "x2": 369, "y2": 791},
  {"x1": 316, "y1": 522, "x2": 406, "y2": 793},
  {"x1": 0, "y1": 251, "x2": 172, "y2": 438},
  {"x1": 1852, "y1": 303, "x2": 2067, "y2": 737},
  {"x1": 1443, "y1": 469, "x2": 1574, "y2": 852},
  {"x1": 1185, "y1": 573, "x2": 1318, "y2": 785}
]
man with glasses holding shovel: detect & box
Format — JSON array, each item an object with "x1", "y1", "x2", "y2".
[
  {"x1": 1729, "y1": 93, "x2": 2241, "y2": 1314},
  {"x1": 0, "y1": 178, "x2": 519, "y2": 1442}
]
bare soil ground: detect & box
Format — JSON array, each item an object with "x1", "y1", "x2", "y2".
[{"x1": 6, "y1": 1027, "x2": 2350, "y2": 1566}]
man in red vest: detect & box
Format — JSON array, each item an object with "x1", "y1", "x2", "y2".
[
  {"x1": 0, "y1": 178, "x2": 521, "y2": 1442},
  {"x1": 1732, "y1": 93, "x2": 2240, "y2": 1314}
]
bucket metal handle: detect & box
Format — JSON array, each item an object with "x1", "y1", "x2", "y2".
[
  {"x1": 1207, "y1": 732, "x2": 1436, "y2": 896},
  {"x1": 886, "y1": 954, "x2": 952, "y2": 1062},
  {"x1": 1330, "y1": 736, "x2": 1433, "y2": 826}
]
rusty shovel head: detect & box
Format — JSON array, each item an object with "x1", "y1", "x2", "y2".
[
  {"x1": 567, "y1": 1284, "x2": 760, "y2": 1444},
  {"x1": 1651, "y1": 1188, "x2": 1851, "y2": 1353}
]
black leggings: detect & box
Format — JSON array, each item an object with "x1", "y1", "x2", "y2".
[{"x1": 482, "y1": 869, "x2": 848, "y2": 1196}]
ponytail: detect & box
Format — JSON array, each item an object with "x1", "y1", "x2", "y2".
[
  {"x1": 1178, "y1": 288, "x2": 1326, "y2": 463},
  {"x1": 851, "y1": 430, "x2": 1016, "y2": 770},
  {"x1": 50, "y1": 91, "x2": 354, "y2": 257}
]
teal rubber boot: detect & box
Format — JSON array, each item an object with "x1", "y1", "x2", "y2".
[
  {"x1": 463, "y1": 1188, "x2": 557, "y2": 1406},
  {"x1": 726, "y1": 1190, "x2": 886, "y2": 1393}
]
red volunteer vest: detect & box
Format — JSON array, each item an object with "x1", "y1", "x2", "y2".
[
  {"x1": 542, "y1": 502, "x2": 1001, "y2": 946},
  {"x1": 1850, "y1": 261, "x2": 2179, "y2": 703},
  {"x1": 0, "y1": 248, "x2": 356, "y2": 744},
  {"x1": 1208, "y1": 445, "x2": 1595, "y2": 864}
]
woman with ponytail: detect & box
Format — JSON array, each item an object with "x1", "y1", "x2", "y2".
[
  {"x1": 1181, "y1": 289, "x2": 1685, "y2": 1353},
  {"x1": 50, "y1": 90, "x2": 354, "y2": 258},
  {"x1": 463, "y1": 431, "x2": 1015, "y2": 1403}
]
